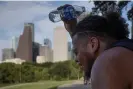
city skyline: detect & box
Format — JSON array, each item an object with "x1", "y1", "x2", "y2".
[
  {"x1": 0, "y1": 1, "x2": 131, "y2": 60},
  {"x1": 0, "y1": 1, "x2": 95, "y2": 60},
  {"x1": 2, "y1": 23, "x2": 72, "y2": 63}
]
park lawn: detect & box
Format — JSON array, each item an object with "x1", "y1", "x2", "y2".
[
  {"x1": 2, "y1": 80, "x2": 74, "y2": 89},
  {"x1": 0, "y1": 84, "x2": 13, "y2": 88}
]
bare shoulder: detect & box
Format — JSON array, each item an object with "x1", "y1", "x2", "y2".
[
  {"x1": 91, "y1": 47, "x2": 121, "y2": 80},
  {"x1": 91, "y1": 47, "x2": 133, "y2": 89},
  {"x1": 92, "y1": 47, "x2": 133, "y2": 70}
]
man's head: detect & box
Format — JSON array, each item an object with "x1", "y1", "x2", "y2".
[{"x1": 72, "y1": 12, "x2": 129, "y2": 78}]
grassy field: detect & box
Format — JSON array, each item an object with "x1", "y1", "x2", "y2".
[
  {"x1": 0, "y1": 80, "x2": 74, "y2": 89},
  {"x1": 0, "y1": 84, "x2": 13, "y2": 88}
]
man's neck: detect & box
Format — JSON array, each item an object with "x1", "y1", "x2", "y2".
[{"x1": 98, "y1": 39, "x2": 117, "y2": 57}]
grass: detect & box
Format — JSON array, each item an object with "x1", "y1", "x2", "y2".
[
  {"x1": 0, "y1": 80, "x2": 74, "y2": 89},
  {"x1": 0, "y1": 84, "x2": 13, "y2": 88}
]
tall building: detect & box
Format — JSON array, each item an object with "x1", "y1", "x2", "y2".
[
  {"x1": 53, "y1": 26, "x2": 68, "y2": 62},
  {"x1": 11, "y1": 36, "x2": 19, "y2": 52},
  {"x1": 39, "y1": 45, "x2": 53, "y2": 63},
  {"x1": 2, "y1": 48, "x2": 15, "y2": 61},
  {"x1": 44, "y1": 38, "x2": 52, "y2": 48},
  {"x1": 68, "y1": 42, "x2": 72, "y2": 60},
  {"x1": 16, "y1": 23, "x2": 33, "y2": 62},
  {"x1": 24, "y1": 23, "x2": 34, "y2": 42},
  {"x1": 32, "y1": 42, "x2": 40, "y2": 63},
  {"x1": 68, "y1": 42, "x2": 72, "y2": 52}
]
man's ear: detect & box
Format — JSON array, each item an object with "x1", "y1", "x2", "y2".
[{"x1": 87, "y1": 37, "x2": 99, "y2": 53}]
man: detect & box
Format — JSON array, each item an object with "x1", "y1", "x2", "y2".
[{"x1": 57, "y1": 4, "x2": 133, "y2": 89}]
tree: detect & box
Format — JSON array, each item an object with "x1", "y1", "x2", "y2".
[
  {"x1": 91, "y1": 1, "x2": 133, "y2": 38},
  {"x1": 0, "y1": 63, "x2": 20, "y2": 83},
  {"x1": 91, "y1": 1, "x2": 130, "y2": 15},
  {"x1": 92, "y1": 1, "x2": 117, "y2": 15},
  {"x1": 21, "y1": 64, "x2": 35, "y2": 82},
  {"x1": 49, "y1": 62, "x2": 71, "y2": 80},
  {"x1": 40, "y1": 62, "x2": 53, "y2": 68}
]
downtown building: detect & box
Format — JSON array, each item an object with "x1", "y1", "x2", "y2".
[
  {"x1": 2, "y1": 48, "x2": 26, "y2": 64},
  {"x1": 2, "y1": 48, "x2": 15, "y2": 61},
  {"x1": 11, "y1": 36, "x2": 19, "y2": 58},
  {"x1": 68, "y1": 42, "x2": 75, "y2": 60},
  {"x1": 32, "y1": 42, "x2": 40, "y2": 63},
  {"x1": 11, "y1": 36, "x2": 19, "y2": 52},
  {"x1": 37, "y1": 39, "x2": 53, "y2": 64},
  {"x1": 44, "y1": 38, "x2": 52, "y2": 49},
  {"x1": 16, "y1": 23, "x2": 34, "y2": 62},
  {"x1": 53, "y1": 26, "x2": 68, "y2": 62},
  {"x1": 68, "y1": 42, "x2": 72, "y2": 60}
]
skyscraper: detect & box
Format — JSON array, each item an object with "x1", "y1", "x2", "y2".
[
  {"x1": 24, "y1": 23, "x2": 34, "y2": 42},
  {"x1": 32, "y1": 42, "x2": 40, "y2": 63},
  {"x1": 2, "y1": 48, "x2": 15, "y2": 61},
  {"x1": 16, "y1": 23, "x2": 33, "y2": 62},
  {"x1": 39, "y1": 45, "x2": 53, "y2": 62},
  {"x1": 44, "y1": 38, "x2": 52, "y2": 48},
  {"x1": 11, "y1": 36, "x2": 19, "y2": 52},
  {"x1": 53, "y1": 26, "x2": 68, "y2": 62},
  {"x1": 68, "y1": 42, "x2": 72, "y2": 60},
  {"x1": 68, "y1": 42, "x2": 72, "y2": 52}
]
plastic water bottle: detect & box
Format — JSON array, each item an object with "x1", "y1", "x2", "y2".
[{"x1": 49, "y1": 5, "x2": 86, "y2": 23}]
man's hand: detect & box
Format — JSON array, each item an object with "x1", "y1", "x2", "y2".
[{"x1": 57, "y1": 4, "x2": 77, "y2": 37}]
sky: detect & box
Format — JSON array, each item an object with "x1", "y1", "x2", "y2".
[
  {"x1": 0, "y1": 1, "x2": 94, "y2": 60},
  {"x1": 0, "y1": 1, "x2": 132, "y2": 60}
]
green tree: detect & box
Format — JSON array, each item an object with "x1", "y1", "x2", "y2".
[
  {"x1": 0, "y1": 63, "x2": 20, "y2": 83},
  {"x1": 49, "y1": 62, "x2": 71, "y2": 80},
  {"x1": 91, "y1": 1, "x2": 133, "y2": 38},
  {"x1": 21, "y1": 64, "x2": 35, "y2": 82},
  {"x1": 91, "y1": 1, "x2": 130, "y2": 15}
]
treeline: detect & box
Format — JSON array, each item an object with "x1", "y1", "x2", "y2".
[{"x1": 0, "y1": 60, "x2": 83, "y2": 84}]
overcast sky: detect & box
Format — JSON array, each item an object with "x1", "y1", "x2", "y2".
[
  {"x1": 0, "y1": 1, "x2": 132, "y2": 60},
  {"x1": 0, "y1": 1, "x2": 95, "y2": 60}
]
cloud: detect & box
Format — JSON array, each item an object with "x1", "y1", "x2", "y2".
[
  {"x1": 0, "y1": 1, "x2": 57, "y2": 60},
  {"x1": 0, "y1": 1, "x2": 94, "y2": 41},
  {"x1": 0, "y1": 1, "x2": 55, "y2": 30},
  {"x1": 35, "y1": 18, "x2": 64, "y2": 46},
  {"x1": 35, "y1": 1, "x2": 94, "y2": 45},
  {"x1": 0, "y1": 1, "x2": 94, "y2": 60},
  {"x1": 72, "y1": 1, "x2": 94, "y2": 12}
]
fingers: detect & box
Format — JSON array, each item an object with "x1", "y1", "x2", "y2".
[
  {"x1": 57, "y1": 4, "x2": 77, "y2": 27},
  {"x1": 57, "y1": 4, "x2": 72, "y2": 10},
  {"x1": 57, "y1": 5, "x2": 63, "y2": 10}
]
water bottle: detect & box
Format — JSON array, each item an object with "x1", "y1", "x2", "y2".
[{"x1": 49, "y1": 5, "x2": 86, "y2": 23}]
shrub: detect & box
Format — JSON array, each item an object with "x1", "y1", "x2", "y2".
[
  {"x1": 0, "y1": 60, "x2": 83, "y2": 84},
  {"x1": 0, "y1": 63, "x2": 20, "y2": 83}
]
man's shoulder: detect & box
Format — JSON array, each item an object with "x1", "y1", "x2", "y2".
[
  {"x1": 92, "y1": 47, "x2": 132, "y2": 77},
  {"x1": 91, "y1": 47, "x2": 131, "y2": 89},
  {"x1": 91, "y1": 47, "x2": 132, "y2": 79},
  {"x1": 97, "y1": 46, "x2": 132, "y2": 63}
]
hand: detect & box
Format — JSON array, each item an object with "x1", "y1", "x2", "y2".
[{"x1": 57, "y1": 4, "x2": 77, "y2": 37}]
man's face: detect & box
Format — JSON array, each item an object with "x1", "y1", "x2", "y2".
[{"x1": 72, "y1": 34, "x2": 99, "y2": 78}]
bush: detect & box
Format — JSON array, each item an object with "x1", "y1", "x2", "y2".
[
  {"x1": 41, "y1": 68, "x2": 50, "y2": 80},
  {"x1": 49, "y1": 62, "x2": 70, "y2": 80},
  {"x1": 0, "y1": 63, "x2": 21, "y2": 83},
  {"x1": 0, "y1": 60, "x2": 83, "y2": 84}
]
